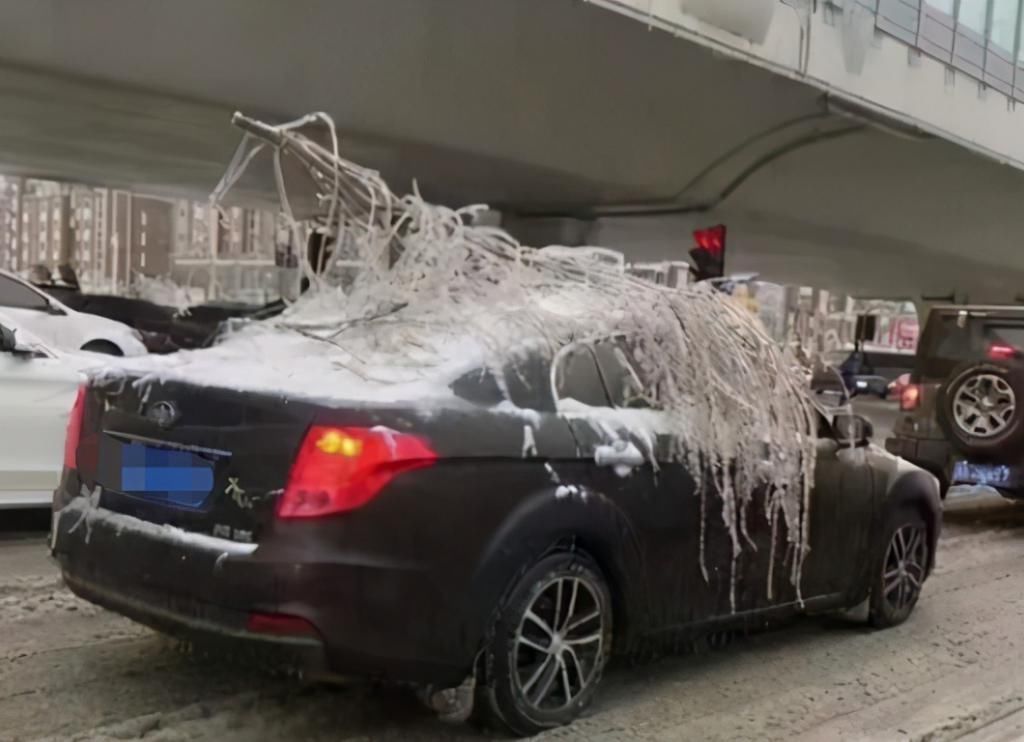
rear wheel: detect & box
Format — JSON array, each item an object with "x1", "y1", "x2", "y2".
[
  {"x1": 869, "y1": 508, "x2": 930, "y2": 628},
  {"x1": 80, "y1": 340, "x2": 123, "y2": 356},
  {"x1": 476, "y1": 552, "x2": 613, "y2": 736}
]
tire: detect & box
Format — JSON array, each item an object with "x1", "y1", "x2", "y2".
[
  {"x1": 80, "y1": 340, "x2": 123, "y2": 356},
  {"x1": 475, "y1": 552, "x2": 613, "y2": 737},
  {"x1": 937, "y1": 362, "x2": 1024, "y2": 460},
  {"x1": 869, "y1": 507, "x2": 930, "y2": 628}
]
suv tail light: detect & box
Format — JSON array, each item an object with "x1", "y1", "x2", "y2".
[
  {"x1": 900, "y1": 383, "x2": 921, "y2": 412},
  {"x1": 63, "y1": 386, "x2": 86, "y2": 471},
  {"x1": 278, "y1": 426, "x2": 437, "y2": 519},
  {"x1": 987, "y1": 343, "x2": 1018, "y2": 361}
]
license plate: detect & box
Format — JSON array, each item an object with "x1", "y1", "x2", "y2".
[
  {"x1": 953, "y1": 460, "x2": 1012, "y2": 486},
  {"x1": 855, "y1": 380, "x2": 868, "y2": 389},
  {"x1": 116, "y1": 442, "x2": 218, "y2": 509}
]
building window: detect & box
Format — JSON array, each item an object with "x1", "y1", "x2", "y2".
[
  {"x1": 958, "y1": 0, "x2": 988, "y2": 34},
  {"x1": 1018, "y1": 4, "x2": 1024, "y2": 62},
  {"x1": 990, "y1": 0, "x2": 1020, "y2": 53},
  {"x1": 926, "y1": 0, "x2": 955, "y2": 14}
]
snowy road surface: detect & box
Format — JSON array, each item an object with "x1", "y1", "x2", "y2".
[{"x1": 2, "y1": 490, "x2": 1024, "y2": 742}]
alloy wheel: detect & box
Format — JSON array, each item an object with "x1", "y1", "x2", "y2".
[
  {"x1": 882, "y1": 523, "x2": 928, "y2": 613},
  {"x1": 513, "y1": 576, "x2": 605, "y2": 713},
  {"x1": 953, "y1": 374, "x2": 1016, "y2": 438}
]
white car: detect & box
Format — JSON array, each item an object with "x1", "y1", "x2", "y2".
[
  {"x1": 0, "y1": 313, "x2": 96, "y2": 508},
  {"x1": 0, "y1": 270, "x2": 147, "y2": 356}
]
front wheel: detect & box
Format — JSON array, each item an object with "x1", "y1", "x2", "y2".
[
  {"x1": 869, "y1": 508, "x2": 930, "y2": 628},
  {"x1": 476, "y1": 552, "x2": 613, "y2": 737}
]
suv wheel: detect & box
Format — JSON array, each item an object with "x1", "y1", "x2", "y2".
[
  {"x1": 938, "y1": 362, "x2": 1024, "y2": 459},
  {"x1": 476, "y1": 552, "x2": 613, "y2": 736}
]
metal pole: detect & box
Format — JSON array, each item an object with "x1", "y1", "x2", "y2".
[
  {"x1": 125, "y1": 192, "x2": 133, "y2": 293},
  {"x1": 208, "y1": 203, "x2": 218, "y2": 301},
  {"x1": 13, "y1": 177, "x2": 24, "y2": 271}
]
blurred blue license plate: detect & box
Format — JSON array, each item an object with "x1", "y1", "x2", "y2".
[
  {"x1": 119, "y1": 442, "x2": 217, "y2": 509},
  {"x1": 953, "y1": 461, "x2": 1011, "y2": 486}
]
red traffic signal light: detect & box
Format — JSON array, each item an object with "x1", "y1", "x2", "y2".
[{"x1": 689, "y1": 224, "x2": 726, "y2": 282}]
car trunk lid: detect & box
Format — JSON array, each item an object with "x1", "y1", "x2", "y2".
[{"x1": 74, "y1": 377, "x2": 319, "y2": 544}]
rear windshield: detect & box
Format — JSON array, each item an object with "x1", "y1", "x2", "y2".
[{"x1": 917, "y1": 312, "x2": 1024, "y2": 381}]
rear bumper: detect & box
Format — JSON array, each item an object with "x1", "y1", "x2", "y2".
[
  {"x1": 885, "y1": 436, "x2": 1024, "y2": 495},
  {"x1": 51, "y1": 497, "x2": 468, "y2": 686},
  {"x1": 885, "y1": 436, "x2": 953, "y2": 484}
]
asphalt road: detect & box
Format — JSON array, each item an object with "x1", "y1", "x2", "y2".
[{"x1": 3, "y1": 400, "x2": 1023, "y2": 741}]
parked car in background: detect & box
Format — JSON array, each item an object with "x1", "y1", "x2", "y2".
[
  {"x1": 0, "y1": 313, "x2": 91, "y2": 508},
  {"x1": 888, "y1": 373, "x2": 911, "y2": 401},
  {"x1": 0, "y1": 271, "x2": 146, "y2": 356},
  {"x1": 887, "y1": 305, "x2": 1024, "y2": 498},
  {"x1": 52, "y1": 329, "x2": 940, "y2": 735},
  {"x1": 36, "y1": 283, "x2": 286, "y2": 353},
  {"x1": 825, "y1": 347, "x2": 915, "y2": 399}
]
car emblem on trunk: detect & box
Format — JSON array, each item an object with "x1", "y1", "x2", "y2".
[{"x1": 147, "y1": 401, "x2": 179, "y2": 428}]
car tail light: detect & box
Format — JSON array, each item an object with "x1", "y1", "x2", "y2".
[
  {"x1": 900, "y1": 383, "x2": 921, "y2": 412},
  {"x1": 63, "y1": 386, "x2": 87, "y2": 471},
  {"x1": 987, "y1": 343, "x2": 1018, "y2": 361},
  {"x1": 278, "y1": 426, "x2": 437, "y2": 519},
  {"x1": 246, "y1": 612, "x2": 320, "y2": 639}
]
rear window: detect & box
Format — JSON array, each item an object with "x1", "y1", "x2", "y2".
[
  {"x1": 917, "y1": 312, "x2": 1024, "y2": 381},
  {"x1": 555, "y1": 346, "x2": 612, "y2": 408},
  {"x1": 591, "y1": 340, "x2": 651, "y2": 409},
  {"x1": 451, "y1": 354, "x2": 556, "y2": 411}
]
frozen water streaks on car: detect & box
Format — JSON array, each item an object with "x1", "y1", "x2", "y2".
[{"x1": 90, "y1": 111, "x2": 819, "y2": 607}]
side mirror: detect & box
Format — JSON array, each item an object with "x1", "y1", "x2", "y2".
[
  {"x1": 832, "y1": 414, "x2": 873, "y2": 446},
  {"x1": 46, "y1": 302, "x2": 66, "y2": 316},
  {"x1": 0, "y1": 324, "x2": 17, "y2": 353}
]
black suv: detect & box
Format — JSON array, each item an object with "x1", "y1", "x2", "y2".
[{"x1": 887, "y1": 305, "x2": 1024, "y2": 498}]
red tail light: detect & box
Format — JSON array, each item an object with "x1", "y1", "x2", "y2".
[
  {"x1": 63, "y1": 386, "x2": 86, "y2": 471},
  {"x1": 988, "y1": 343, "x2": 1018, "y2": 361},
  {"x1": 278, "y1": 426, "x2": 437, "y2": 519},
  {"x1": 900, "y1": 383, "x2": 921, "y2": 412},
  {"x1": 246, "y1": 612, "x2": 320, "y2": 639}
]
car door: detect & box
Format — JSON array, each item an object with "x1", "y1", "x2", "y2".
[
  {"x1": 588, "y1": 339, "x2": 817, "y2": 624},
  {"x1": 799, "y1": 434, "x2": 878, "y2": 601},
  {"x1": 567, "y1": 339, "x2": 734, "y2": 629},
  {"x1": 0, "y1": 332, "x2": 82, "y2": 504}
]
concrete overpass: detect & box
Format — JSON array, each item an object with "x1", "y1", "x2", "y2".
[{"x1": 1, "y1": 0, "x2": 1024, "y2": 303}]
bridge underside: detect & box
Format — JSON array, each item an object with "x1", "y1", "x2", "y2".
[{"x1": 0, "y1": 0, "x2": 1022, "y2": 302}]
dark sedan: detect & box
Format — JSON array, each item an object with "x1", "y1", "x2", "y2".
[
  {"x1": 50, "y1": 338, "x2": 940, "y2": 736},
  {"x1": 36, "y1": 284, "x2": 286, "y2": 353}
]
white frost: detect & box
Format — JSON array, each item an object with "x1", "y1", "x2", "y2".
[
  {"x1": 555, "y1": 485, "x2": 584, "y2": 500},
  {"x1": 522, "y1": 425, "x2": 538, "y2": 458},
  {"x1": 59, "y1": 497, "x2": 258, "y2": 556},
  {"x1": 492, "y1": 400, "x2": 542, "y2": 427}
]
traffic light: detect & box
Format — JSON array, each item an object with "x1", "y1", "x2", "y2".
[{"x1": 689, "y1": 224, "x2": 726, "y2": 282}]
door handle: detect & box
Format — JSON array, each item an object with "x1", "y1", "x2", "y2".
[{"x1": 595, "y1": 440, "x2": 645, "y2": 468}]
